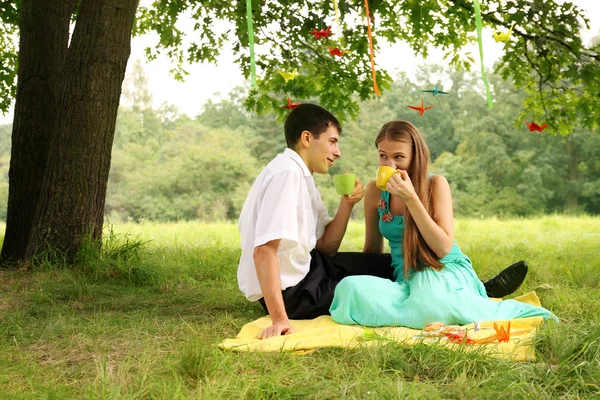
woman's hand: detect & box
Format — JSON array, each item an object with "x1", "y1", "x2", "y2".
[{"x1": 386, "y1": 170, "x2": 418, "y2": 203}]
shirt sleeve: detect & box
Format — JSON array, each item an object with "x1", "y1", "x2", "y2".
[
  {"x1": 314, "y1": 190, "x2": 333, "y2": 240},
  {"x1": 254, "y1": 169, "x2": 302, "y2": 252}
]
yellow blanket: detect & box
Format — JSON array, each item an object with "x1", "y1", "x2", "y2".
[{"x1": 219, "y1": 291, "x2": 546, "y2": 361}]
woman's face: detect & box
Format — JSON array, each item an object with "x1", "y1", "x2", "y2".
[{"x1": 377, "y1": 138, "x2": 413, "y2": 172}]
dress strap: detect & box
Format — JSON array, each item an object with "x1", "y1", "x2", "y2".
[
  {"x1": 377, "y1": 189, "x2": 390, "y2": 214},
  {"x1": 380, "y1": 190, "x2": 390, "y2": 206}
]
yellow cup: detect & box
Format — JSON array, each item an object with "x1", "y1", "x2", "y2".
[{"x1": 376, "y1": 166, "x2": 399, "y2": 190}]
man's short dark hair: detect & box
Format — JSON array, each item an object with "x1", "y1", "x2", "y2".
[{"x1": 284, "y1": 103, "x2": 342, "y2": 148}]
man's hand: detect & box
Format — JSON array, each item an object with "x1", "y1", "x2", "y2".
[
  {"x1": 317, "y1": 177, "x2": 363, "y2": 256},
  {"x1": 341, "y1": 176, "x2": 365, "y2": 206},
  {"x1": 254, "y1": 240, "x2": 294, "y2": 339},
  {"x1": 257, "y1": 319, "x2": 296, "y2": 339}
]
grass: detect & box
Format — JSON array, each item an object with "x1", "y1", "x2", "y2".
[{"x1": 0, "y1": 215, "x2": 599, "y2": 398}]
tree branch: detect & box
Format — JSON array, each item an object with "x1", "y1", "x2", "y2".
[{"x1": 448, "y1": 0, "x2": 599, "y2": 61}]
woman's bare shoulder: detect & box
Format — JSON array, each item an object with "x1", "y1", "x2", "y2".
[
  {"x1": 365, "y1": 180, "x2": 380, "y2": 195},
  {"x1": 430, "y1": 174, "x2": 449, "y2": 189}
]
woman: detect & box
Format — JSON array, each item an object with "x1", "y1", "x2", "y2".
[{"x1": 329, "y1": 121, "x2": 556, "y2": 328}]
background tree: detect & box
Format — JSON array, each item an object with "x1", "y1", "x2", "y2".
[
  {"x1": 0, "y1": 62, "x2": 597, "y2": 223},
  {"x1": 0, "y1": 0, "x2": 597, "y2": 264}
]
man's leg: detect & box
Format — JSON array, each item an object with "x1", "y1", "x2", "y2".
[
  {"x1": 324, "y1": 252, "x2": 394, "y2": 281},
  {"x1": 258, "y1": 256, "x2": 529, "y2": 316},
  {"x1": 283, "y1": 251, "x2": 394, "y2": 319},
  {"x1": 482, "y1": 261, "x2": 529, "y2": 298},
  {"x1": 258, "y1": 250, "x2": 339, "y2": 320},
  {"x1": 258, "y1": 250, "x2": 393, "y2": 320}
]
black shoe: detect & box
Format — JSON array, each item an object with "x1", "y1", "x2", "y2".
[{"x1": 483, "y1": 260, "x2": 528, "y2": 298}]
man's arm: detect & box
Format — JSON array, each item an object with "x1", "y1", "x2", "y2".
[
  {"x1": 316, "y1": 177, "x2": 365, "y2": 256},
  {"x1": 253, "y1": 239, "x2": 296, "y2": 339}
]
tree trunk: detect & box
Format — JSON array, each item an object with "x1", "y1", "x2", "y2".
[
  {"x1": 1, "y1": 0, "x2": 75, "y2": 263},
  {"x1": 2, "y1": 0, "x2": 139, "y2": 264}
]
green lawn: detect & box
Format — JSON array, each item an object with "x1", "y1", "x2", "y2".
[{"x1": 0, "y1": 216, "x2": 599, "y2": 398}]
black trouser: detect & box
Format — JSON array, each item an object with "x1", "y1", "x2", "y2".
[{"x1": 258, "y1": 250, "x2": 393, "y2": 320}]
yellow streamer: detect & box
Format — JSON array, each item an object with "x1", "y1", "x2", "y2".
[{"x1": 364, "y1": 0, "x2": 381, "y2": 96}]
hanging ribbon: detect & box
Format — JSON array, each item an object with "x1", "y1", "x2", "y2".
[
  {"x1": 364, "y1": 0, "x2": 381, "y2": 96},
  {"x1": 246, "y1": 0, "x2": 256, "y2": 87},
  {"x1": 473, "y1": 0, "x2": 492, "y2": 107},
  {"x1": 333, "y1": 0, "x2": 341, "y2": 40}
]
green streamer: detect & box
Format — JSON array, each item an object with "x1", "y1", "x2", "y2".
[
  {"x1": 246, "y1": 0, "x2": 256, "y2": 87},
  {"x1": 333, "y1": 0, "x2": 341, "y2": 38},
  {"x1": 473, "y1": 0, "x2": 492, "y2": 108}
]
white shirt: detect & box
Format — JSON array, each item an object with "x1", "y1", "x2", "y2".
[{"x1": 237, "y1": 148, "x2": 333, "y2": 301}]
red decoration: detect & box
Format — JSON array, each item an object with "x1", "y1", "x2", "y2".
[
  {"x1": 311, "y1": 26, "x2": 334, "y2": 40},
  {"x1": 328, "y1": 46, "x2": 344, "y2": 57},
  {"x1": 282, "y1": 97, "x2": 300, "y2": 110},
  {"x1": 407, "y1": 98, "x2": 434, "y2": 116},
  {"x1": 378, "y1": 199, "x2": 386, "y2": 210},
  {"x1": 526, "y1": 121, "x2": 548, "y2": 132},
  {"x1": 444, "y1": 331, "x2": 476, "y2": 344}
]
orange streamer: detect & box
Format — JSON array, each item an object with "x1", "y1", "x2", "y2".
[{"x1": 364, "y1": 0, "x2": 380, "y2": 96}]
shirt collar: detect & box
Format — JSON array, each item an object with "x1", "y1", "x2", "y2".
[{"x1": 284, "y1": 148, "x2": 311, "y2": 177}]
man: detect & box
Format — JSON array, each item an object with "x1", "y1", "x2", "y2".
[{"x1": 237, "y1": 104, "x2": 527, "y2": 339}]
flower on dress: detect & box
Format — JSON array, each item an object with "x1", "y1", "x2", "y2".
[
  {"x1": 381, "y1": 211, "x2": 393, "y2": 223},
  {"x1": 377, "y1": 199, "x2": 386, "y2": 210}
]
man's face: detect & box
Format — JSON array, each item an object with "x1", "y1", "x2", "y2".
[{"x1": 306, "y1": 125, "x2": 341, "y2": 174}]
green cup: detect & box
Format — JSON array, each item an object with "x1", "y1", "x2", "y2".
[{"x1": 333, "y1": 174, "x2": 356, "y2": 195}]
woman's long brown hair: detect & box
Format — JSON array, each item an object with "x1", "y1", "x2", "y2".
[{"x1": 375, "y1": 121, "x2": 443, "y2": 279}]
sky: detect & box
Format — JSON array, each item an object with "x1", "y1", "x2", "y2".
[{"x1": 1, "y1": 0, "x2": 599, "y2": 124}]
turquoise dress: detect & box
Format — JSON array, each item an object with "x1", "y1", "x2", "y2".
[{"x1": 329, "y1": 190, "x2": 557, "y2": 328}]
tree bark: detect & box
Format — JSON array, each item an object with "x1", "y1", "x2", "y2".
[
  {"x1": 2, "y1": 0, "x2": 140, "y2": 263},
  {"x1": 1, "y1": 0, "x2": 74, "y2": 263}
]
